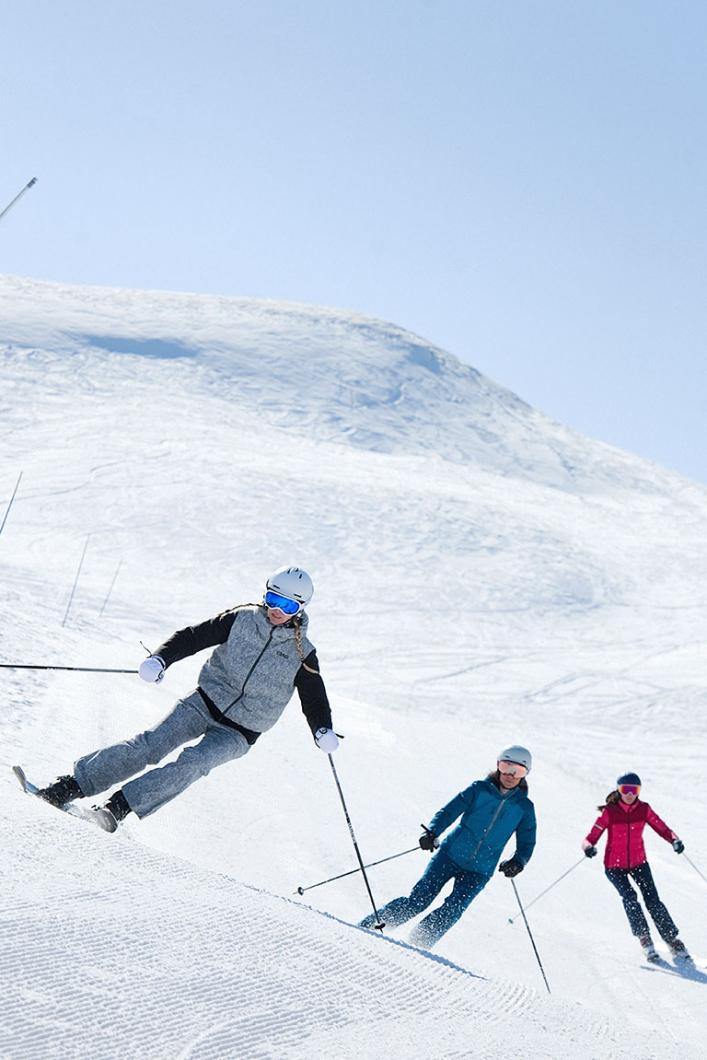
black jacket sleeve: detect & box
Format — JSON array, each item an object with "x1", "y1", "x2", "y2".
[
  {"x1": 294, "y1": 650, "x2": 332, "y2": 735},
  {"x1": 155, "y1": 610, "x2": 239, "y2": 668}
]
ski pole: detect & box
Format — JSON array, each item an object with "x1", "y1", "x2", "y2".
[
  {"x1": 684, "y1": 854, "x2": 707, "y2": 887},
  {"x1": 508, "y1": 856, "x2": 586, "y2": 924},
  {"x1": 295, "y1": 845, "x2": 419, "y2": 896},
  {"x1": 0, "y1": 177, "x2": 37, "y2": 225},
  {"x1": 0, "y1": 664, "x2": 137, "y2": 674},
  {"x1": 327, "y1": 755, "x2": 385, "y2": 930},
  {"x1": 510, "y1": 879, "x2": 551, "y2": 994}
]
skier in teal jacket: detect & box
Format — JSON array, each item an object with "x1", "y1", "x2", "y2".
[{"x1": 359, "y1": 746, "x2": 536, "y2": 948}]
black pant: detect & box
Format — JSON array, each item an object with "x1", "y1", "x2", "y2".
[{"x1": 605, "y1": 862, "x2": 678, "y2": 942}]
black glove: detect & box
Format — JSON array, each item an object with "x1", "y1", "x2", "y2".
[
  {"x1": 419, "y1": 825, "x2": 438, "y2": 852},
  {"x1": 498, "y1": 857, "x2": 523, "y2": 878},
  {"x1": 584, "y1": 845, "x2": 598, "y2": 858},
  {"x1": 672, "y1": 839, "x2": 685, "y2": 854}
]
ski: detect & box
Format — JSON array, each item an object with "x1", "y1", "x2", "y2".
[
  {"x1": 642, "y1": 951, "x2": 706, "y2": 981},
  {"x1": 12, "y1": 765, "x2": 117, "y2": 833}
]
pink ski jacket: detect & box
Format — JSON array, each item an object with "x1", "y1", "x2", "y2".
[{"x1": 584, "y1": 799, "x2": 675, "y2": 869}]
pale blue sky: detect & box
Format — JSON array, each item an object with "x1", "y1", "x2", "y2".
[{"x1": 2, "y1": 1, "x2": 706, "y2": 483}]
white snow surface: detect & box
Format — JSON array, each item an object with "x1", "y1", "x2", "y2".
[{"x1": 1, "y1": 275, "x2": 707, "y2": 1059}]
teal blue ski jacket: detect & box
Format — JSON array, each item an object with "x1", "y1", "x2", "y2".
[{"x1": 429, "y1": 776, "x2": 536, "y2": 876}]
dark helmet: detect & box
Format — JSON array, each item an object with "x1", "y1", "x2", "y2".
[{"x1": 616, "y1": 772, "x2": 641, "y2": 787}]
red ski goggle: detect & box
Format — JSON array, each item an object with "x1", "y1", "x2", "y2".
[{"x1": 617, "y1": 784, "x2": 640, "y2": 796}]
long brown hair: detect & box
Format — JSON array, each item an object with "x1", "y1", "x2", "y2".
[{"x1": 597, "y1": 789, "x2": 620, "y2": 811}]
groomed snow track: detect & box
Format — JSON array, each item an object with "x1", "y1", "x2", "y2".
[{"x1": 2, "y1": 781, "x2": 693, "y2": 1060}]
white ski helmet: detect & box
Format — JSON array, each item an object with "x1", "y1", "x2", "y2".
[
  {"x1": 265, "y1": 566, "x2": 314, "y2": 609},
  {"x1": 497, "y1": 745, "x2": 532, "y2": 773}
]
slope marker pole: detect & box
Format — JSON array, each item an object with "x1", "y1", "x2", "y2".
[
  {"x1": 0, "y1": 471, "x2": 23, "y2": 538},
  {"x1": 99, "y1": 559, "x2": 123, "y2": 618},
  {"x1": 62, "y1": 534, "x2": 91, "y2": 628}
]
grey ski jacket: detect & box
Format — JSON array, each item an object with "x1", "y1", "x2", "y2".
[{"x1": 155, "y1": 605, "x2": 332, "y2": 737}]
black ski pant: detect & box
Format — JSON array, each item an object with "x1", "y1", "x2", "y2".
[{"x1": 605, "y1": 862, "x2": 678, "y2": 942}]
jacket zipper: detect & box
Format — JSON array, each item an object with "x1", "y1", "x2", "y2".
[
  {"x1": 625, "y1": 802, "x2": 635, "y2": 868},
  {"x1": 222, "y1": 626, "x2": 275, "y2": 716},
  {"x1": 470, "y1": 795, "x2": 508, "y2": 863}
]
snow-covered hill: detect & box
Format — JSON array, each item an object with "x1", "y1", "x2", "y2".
[
  {"x1": 4, "y1": 794, "x2": 698, "y2": 1060},
  {"x1": 2, "y1": 275, "x2": 707, "y2": 1058},
  {"x1": 1, "y1": 273, "x2": 697, "y2": 493}
]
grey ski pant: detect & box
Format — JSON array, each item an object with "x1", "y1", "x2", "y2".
[{"x1": 73, "y1": 690, "x2": 250, "y2": 818}]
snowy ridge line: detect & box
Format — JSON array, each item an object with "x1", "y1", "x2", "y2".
[
  {"x1": 3, "y1": 273, "x2": 701, "y2": 494},
  {"x1": 3, "y1": 780, "x2": 698, "y2": 1060}
]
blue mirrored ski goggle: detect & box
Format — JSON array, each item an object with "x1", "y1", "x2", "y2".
[{"x1": 264, "y1": 590, "x2": 302, "y2": 615}]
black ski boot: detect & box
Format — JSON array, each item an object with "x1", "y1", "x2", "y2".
[
  {"x1": 105, "y1": 789, "x2": 132, "y2": 823},
  {"x1": 89, "y1": 790, "x2": 133, "y2": 833},
  {"x1": 639, "y1": 934, "x2": 659, "y2": 963},
  {"x1": 35, "y1": 775, "x2": 84, "y2": 808},
  {"x1": 667, "y1": 938, "x2": 693, "y2": 964}
]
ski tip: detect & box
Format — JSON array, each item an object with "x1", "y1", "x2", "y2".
[{"x1": 11, "y1": 765, "x2": 27, "y2": 790}]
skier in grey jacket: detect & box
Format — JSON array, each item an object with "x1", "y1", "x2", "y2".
[{"x1": 36, "y1": 567, "x2": 338, "y2": 831}]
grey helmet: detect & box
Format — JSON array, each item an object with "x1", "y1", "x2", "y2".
[
  {"x1": 266, "y1": 566, "x2": 314, "y2": 608},
  {"x1": 497, "y1": 745, "x2": 532, "y2": 773}
]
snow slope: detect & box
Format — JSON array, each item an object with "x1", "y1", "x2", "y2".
[
  {"x1": 2, "y1": 275, "x2": 707, "y2": 1058},
  {"x1": 4, "y1": 796, "x2": 697, "y2": 1060}
]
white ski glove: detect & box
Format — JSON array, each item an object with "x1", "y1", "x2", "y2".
[
  {"x1": 314, "y1": 727, "x2": 339, "y2": 753},
  {"x1": 139, "y1": 655, "x2": 166, "y2": 683}
]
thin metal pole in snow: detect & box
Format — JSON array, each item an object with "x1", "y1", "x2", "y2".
[
  {"x1": 684, "y1": 854, "x2": 707, "y2": 888},
  {"x1": 510, "y1": 879, "x2": 551, "y2": 994},
  {"x1": 508, "y1": 856, "x2": 586, "y2": 924},
  {"x1": 0, "y1": 471, "x2": 23, "y2": 538},
  {"x1": 295, "y1": 845, "x2": 419, "y2": 896},
  {"x1": 0, "y1": 663, "x2": 137, "y2": 674},
  {"x1": 98, "y1": 559, "x2": 123, "y2": 618},
  {"x1": 0, "y1": 178, "x2": 38, "y2": 225},
  {"x1": 327, "y1": 755, "x2": 385, "y2": 930},
  {"x1": 62, "y1": 534, "x2": 91, "y2": 628}
]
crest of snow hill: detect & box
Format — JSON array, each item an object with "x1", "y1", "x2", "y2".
[
  {"x1": 0, "y1": 274, "x2": 691, "y2": 495},
  {"x1": 3, "y1": 276, "x2": 707, "y2": 1060}
]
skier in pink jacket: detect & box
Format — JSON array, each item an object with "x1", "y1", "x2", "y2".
[{"x1": 582, "y1": 772, "x2": 691, "y2": 964}]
